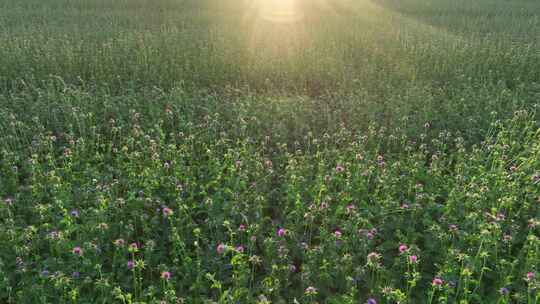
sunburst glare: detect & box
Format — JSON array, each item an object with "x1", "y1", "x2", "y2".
[{"x1": 253, "y1": 0, "x2": 303, "y2": 23}]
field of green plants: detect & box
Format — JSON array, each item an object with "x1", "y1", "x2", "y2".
[{"x1": 1, "y1": 0, "x2": 540, "y2": 303}]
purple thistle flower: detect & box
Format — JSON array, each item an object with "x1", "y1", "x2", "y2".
[
  {"x1": 72, "y1": 246, "x2": 83, "y2": 256},
  {"x1": 160, "y1": 271, "x2": 171, "y2": 280},
  {"x1": 499, "y1": 287, "x2": 509, "y2": 295},
  {"x1": 277, "y1": 228, "x2": 286, "y2": 237},
  {"x1": 409, "y1": 255, "x2": 418, "y2": 264},
  {"x1": 217, "y1": 243, "x2": 226, "y2": 254},
  {"x1": 432, "y1": 277, "x2": 443, "y2": 286},
  {"x1": 305, "y1": 286, "x2": 317, "y2": 295},
  {"x1": 398, "y1": 244, "x2": 408, "y2": 254},
  {"x1": 162, "y1": 207, "x2": 173, "y2": 217},
  {"x1": 526, "y1": 272, "x2": 535, "y2": 281},
  {"x1": 129, "y1": 243, "x2": 139, "y2": 252},
  {"x1": 127, "y1": 260, "x2": 134, "y2": 270},
  {"x1": 4, "y1": 197, "x2": 13, "y2": 206},
  {"x1": 367, "y1": 298, "x2": 377, "y2": 304},
  {"x1": 114, "y1": 239, "x2": 125, "y2": 247}
]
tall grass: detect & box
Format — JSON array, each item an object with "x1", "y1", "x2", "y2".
[{"x1": 1, "y1": 0, "x2": 540, "y2": 303}]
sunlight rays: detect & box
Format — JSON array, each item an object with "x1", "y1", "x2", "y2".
[
  {"x1": 241, "y1": 0, "x2": 309, "y2": 66},
  {"x1": 235, "y1": 0, "x2": 466, "y2": 87},
  {"x1": 253, "y1": 0, "x2": 304, "y2": 24}
]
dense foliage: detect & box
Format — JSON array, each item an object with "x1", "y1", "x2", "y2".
[{"x1": 1, "y1": 0, "x2": 540, "y2": 303}]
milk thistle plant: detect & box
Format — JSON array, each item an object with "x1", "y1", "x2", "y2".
[{"x1": 1, "y1": 0, "x2": 540, "y2": 303}]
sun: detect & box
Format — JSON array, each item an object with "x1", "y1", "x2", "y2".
[{"x1": 256, "y1": 0, "x2": 303, "y2": 23}]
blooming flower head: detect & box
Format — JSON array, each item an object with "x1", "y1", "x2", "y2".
[
  {"x1": 432, "y1": 277, "x2": 443, "y2": 286},
  {"x1": 162, "y1": 207, "x2": 173, "y2": 217},
  {"x1": 289, "y1": 264, "x2": 297, "y2": 273},
  {"x1": 526, "y1": 272, "x2": 535, "y2": 281},
  {"x1": 360, "y1": 228, "x2": 378, "y2": 240},
  {"x1": 72, "y1": 271, "x2": 80, "y2": 279},
  {"x1": 127, "y1": 260, "x2": 134, "y2": 270},
  {"x1": 235, "y1": 245, "x2": 244, "y2": 253},
  {"x1": 367, "y1": 252, "x2": 381, "y2": 263},
  {"x1": 72, "y1": 246, "x2": 83, "y2": 256},
  {"x1": 335, "y1": 165, "x2": 344, "y2": 173},
  {"x1": 409, "y1": 255, "x2": 418, "y2": 264},
  {"x1": 499, "y1": 287, "x2": 509, "y2": 295},
  {"x1": 161, "y1": 271, "x2": 171, "y2": 280},
  {"x1": 399, "y1": 244, "x2": 408, "y2": 254},
  {"x1": 305, "y1": 286, "x2": 318, "y2": 295},
  {"x1": 129, "y1": 243, "x2": 139, "y2": 252},
  {"x1": 367, "y1": 298, "x2": 377, "y2": 304},
  {"x1": 48, "y1": 230, "x2": 61, "y2": 240},
  {"x1": 334, "y1": 230, "x2": 342, "y2": 238},
  {"x1": 277, "y1": 228, "x2": 286, "y2": 237},
  {"x1": 238, "y1": 224, "x2": 246, "y2": 232},
  {"x1": 70, "y1": 210, "x2": 79, "y2": 217},
  {"x1": 114, "y1": 239, "x2": 125, "y2": 247},
  {"x1": 217, "y1": 243, "x2": 226, "y2": 254},
  {"x1": 4, "y1": 197, "x2": 13, "y2": 206}
]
